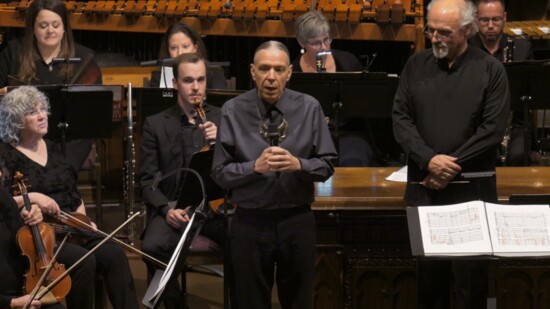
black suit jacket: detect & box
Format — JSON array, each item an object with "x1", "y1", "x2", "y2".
[{"x1": 139, "y1": 104, "x2": 221, "y2": 216}]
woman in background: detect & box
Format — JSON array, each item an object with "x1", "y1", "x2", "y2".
[
  {"x1": 150, "y1": 22, "x2": 227, "y2": 89},
  {"x1": 293, "y1": 11, "x2": 374, "y2": 167},
  {"x1": 0, "y1": 0, "x2": 102, "y2": 92}
]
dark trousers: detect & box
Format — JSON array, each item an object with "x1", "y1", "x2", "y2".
[
  {"x1": 418, "y1": 259, "x2": 489, "y2": 309},
  {"x1": 141, "y1": 213, "x2": 225, "y2": 309},
  {"x1": 57, "y1": 241, "x2": 139, "y2": 309},
  {"x1": 230, "y1": 206, "x2": 316, "y2": 309}
]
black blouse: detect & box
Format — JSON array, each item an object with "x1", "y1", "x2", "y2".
[
  {"x1": 0, "y1": 187, "x2": 26, "y2": 309},
  {"x1": 0, "y1": 141, "x2": 82, "y2": 212}
]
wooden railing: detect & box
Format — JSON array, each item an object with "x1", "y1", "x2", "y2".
[{"x1": 0, "y1": 0, "x2": 425, "y2": 49}]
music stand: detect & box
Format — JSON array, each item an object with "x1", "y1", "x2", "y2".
[
  {"x1": 504, "y1": 60, "x2": 550, "y2": 165},
  {"x1": 44, "y1": 85, "x2": 113, "y2": 154},
  {"x1": 143, "y1": 168, "x2": 212, "y2": 309},
  {"x1": 176, "y1": 149, "x2": 224, "y2": 209},
  {"x1": 144, "y1": 149, "x2": 227, "y2": 308},
  {"x1": 288, "y1": 72, "x2": 399, "y2": 162},
  {"x1": 134, "y1": 88, "x2": 177, "y2": 129},
  {"x1": 205, "y1": 89, "x2": 245, "y2": 108}
]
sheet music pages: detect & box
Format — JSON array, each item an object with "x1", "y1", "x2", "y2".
[
  {"x1": 148, "y1": 212, "x2": 196, "y2": 303},
  {"x1": 417, "y1": 201, "x2": 493, "y2": 256},
  {"x1": 159, "y1": 66, "x2": 174, "y2": 88},
  {"x1": 485, "y1": 203, "x2": 550, "y2": 257},
  {"x1": 385, "y1": 166, "x2": 407, "y2": 182}
]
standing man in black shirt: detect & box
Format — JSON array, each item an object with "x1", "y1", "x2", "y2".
[
  {"x1": 392, "y1": 0, "x2": 509, "y2": 308},
  {"x1": 212, "y1": 40, "x2": 337, "y2": 308},
  {"x1": 469, "y1": 0, "x2": 533, "y2": 166},
  {"x1": 139, "y1": 53, "x2": 224, "y2": 309}
]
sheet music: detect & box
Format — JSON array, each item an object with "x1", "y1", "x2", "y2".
[
  {"x1": 159, "y1": 66, "x2": 174, "y2": 88},
  {"x1": 147, "y1": 212, "x2": 196, "y2": 303},
  {"x1": 485, "y1": 203, "x2": 550, "y2": 256},
  {"x1": 417, "y1": 201, "x2": 493, "y2": 255},
  {"x1": 385, "y1": 166, "x2": 407, "y2": 182}
]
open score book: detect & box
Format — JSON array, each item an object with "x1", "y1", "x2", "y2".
[{"x1": 407, "y1": 201, "x2": 550, "y2": 257}]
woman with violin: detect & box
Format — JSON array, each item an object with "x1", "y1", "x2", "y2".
[
  {"x1": 0, "y1": 87, "x2": 139, "y2": 309},
  {"x1": 0, "y1": 168, "x2": 63, "y2": 309}
]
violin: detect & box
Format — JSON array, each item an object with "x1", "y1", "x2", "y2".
[
  {"x1": 192, "y1": 97, "x2": 215, "y2": 148},
  {"x1": 13, "y1": 172, "x2": 71, "y2": 304}
]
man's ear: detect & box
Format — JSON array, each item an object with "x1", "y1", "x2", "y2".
[
  {"x1": 287, "y1": 64, "x2": 293, "y2": 82},
  {"x1": 250, "y1": 63, "x2": 256, "y2": 81}
]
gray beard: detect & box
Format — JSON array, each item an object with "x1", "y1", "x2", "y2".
[{"x1": 432, "y1": 42, "x2": 449, "y2": 59}]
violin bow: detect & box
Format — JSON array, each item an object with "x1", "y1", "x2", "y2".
[
  {"x1": 35, "y1": 212, "x2": 141, "y2": 301},
  {"x1": 23, "y1": 234, "x2": 71, "y2": 309},
  {"x1": 57, "y1": 211, "x2": 167, "y2": 268}
]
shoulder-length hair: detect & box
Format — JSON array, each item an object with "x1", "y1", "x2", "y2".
[
  {"x1": 0, "y1": 86, "x2": 51, "y2": 145},
  {"x1": 158, "y1": 22, "x2": 207, "y2": 60},
  {"x1": 18, "y1": 0, "x2": 75, "y2": 83}
]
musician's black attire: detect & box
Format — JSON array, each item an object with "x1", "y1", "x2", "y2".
[
  {"x1": 139, "y1": 103, "x2": 224, "y2": 309},
  {"x1": 292, "y1": 49, "x2": 375, "y2": 167},
  {"x1": 212, "y1": 89, "x2": 337, "y2": 308},
  {"x1": 392, "y1": 46, "x2": 510, "y2": 308},
  {"x1": 0, "y1": 187, "x2": 65, "y2": 309},
  {"x1": 0, "y1": 141, "x2": 138, "y2": 309},
  {"x1": 469, "y1": 33, "x2": 533, "y2": 166}
]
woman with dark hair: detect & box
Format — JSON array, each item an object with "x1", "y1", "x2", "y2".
[
  {"x1": 0, "y1": 0, "x2": 102, "y2": 93},
  {"x1": 150, "y1": 22, "x2": 227, "y2": 89},
  {"x1": 159, "y1": 21, "x2": 208, "y2": 59},
  {"x1": 0, "y1": 86, "x2": 138, "y2": 309},
  {"x1": 292, "y1": 11, "x2": 374, "y2": 167}
]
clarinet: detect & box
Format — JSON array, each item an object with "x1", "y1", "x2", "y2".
[
  {"x1": 498, "y1": 38, "x2": 515, "y2": 165},
  {"x1": 123, "y1": 82, "x2": 137, "y2": 244}
]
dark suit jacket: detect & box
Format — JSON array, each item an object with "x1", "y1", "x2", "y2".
[{"x1": 139, "y1": 103, "x2": 221, "y2": 216}]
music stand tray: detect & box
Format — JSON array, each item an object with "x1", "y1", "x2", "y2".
[
  {"x1": 134, "y1": 88, "x2": 177, "y2": 129},
  {"x1": 46, "y1": 85, "x2": 113, "y2": 140},
  {"x1": 288, "y1": 72, "x2": 398, "y2": 119},
  {"x1": 176, "y1": 149, "x2": 224, "y2": 210}
]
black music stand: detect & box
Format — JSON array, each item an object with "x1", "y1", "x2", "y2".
[
  {"x1": 143, "y1": 167, "x2": 211, "y2": 309},
  {"x1": 144, "y1": 150, "x2": 230, "y2": 308},
  {"x1": 288, "y1": 72, "x2": 399, "y2": 161},
  {"x1": 504, "y1": 60, "x2": 550, "y2": 165},
  {"x1": 44, "y1": 85, "x2": 113, "y2": 156},
  {"x1": 176, "y1": 149, "x2": 224, "y2": 208},
  {"x1": 134, "y1": 88, "x2": 177, "y2": 129},
  {"x1": 205, "y1": 89, "x2": 245, "y2": 108}
]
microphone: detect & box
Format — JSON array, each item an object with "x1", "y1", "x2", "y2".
[
  {"x1": 315, "y1": 50, "x2": 332, "y2": 73},
  {"x1": 267, "y1": 122, "x2": 280, "y2": 178},
  {"x1": 51, "y1": 57, "x2": 81, "y2": 65}
]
